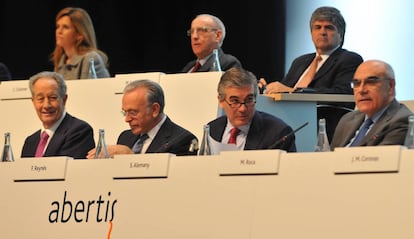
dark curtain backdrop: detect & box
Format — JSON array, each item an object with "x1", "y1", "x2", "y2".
[{"x1": 0, "y1": 1, "x2": 285, "y2": 82}]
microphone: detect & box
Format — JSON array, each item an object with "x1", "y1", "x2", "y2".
[{"x1": 268, "y1": 122, "x2": 309, "y2": 149}]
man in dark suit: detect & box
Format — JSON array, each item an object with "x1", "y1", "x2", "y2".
[
  {"x1": 21, "y1": 71, "x2": 95, "y2": 159},
  {"x1": 331, "y1": 60, "x2": 414, "y2": 148},
  {"x1": 207, "y1": 67, "x2": 296, "y2": 152},
  {"x1": 87, "y1": 80, "x2": 198, "y2": 158},
  {"x1": 181, "y1": 14, "x2": 241, "y2": 73},
  {"x1": 261, "y1": 6, "x2": 363, "y2": 141}
]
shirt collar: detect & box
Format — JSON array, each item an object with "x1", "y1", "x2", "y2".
[{"x1": 41, "y1": 111, "x2": 67, "y2": 138}]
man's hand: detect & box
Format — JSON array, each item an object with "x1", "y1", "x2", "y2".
[{"x1": 86, "y1": 144, "x2": 134, "y2": 159}]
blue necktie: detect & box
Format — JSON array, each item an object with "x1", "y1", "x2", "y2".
[
  {"x1": 132, "y1": 134, "x2": 149, "y2": 153},
  {"x1": 350, "y1": 118, "x2": 373, "y2": 146}
]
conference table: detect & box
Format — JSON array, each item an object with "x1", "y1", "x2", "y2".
[{"x1": 0, "y1": 146, "x2": 413, "y2": 239}]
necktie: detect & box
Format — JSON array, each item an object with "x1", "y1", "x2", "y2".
[
  {"x1": 228, "y1": 128, "x2": 240, "y2": 144},
  {"x1": 35, "y1": 131, "x2": 49, "y2": 157},
  {"x1": 295, "y1": 55, "x2": 322, "y2": 88},
  {"x1": 132, "y1": 134, "x2": 149, "y2": 153},
  {"x1": 190, "y1": 61, "x2": 201, "y2": 73},
  {"x1": 350, "y1": 118, "x2": 373, "y2": 146}
]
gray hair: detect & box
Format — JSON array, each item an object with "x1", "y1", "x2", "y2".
[
  {"x1": 218, "y1": 67, "x2": 258, "y2": 100},
  {"x1": 29, "y1": 71, "x2": 67, "y2": 97},
  {"x1": 196, "y1": 14, "x2": 226, "y2": 46},
  {"x1": 123, "y1": 79, "x2": 165, "y2": 113}
]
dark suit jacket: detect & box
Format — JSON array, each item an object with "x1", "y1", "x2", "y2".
[
  {"x1": 0, "y1": 62, "x2": 11, "y2": 81},
  {"x1": 181, "y1": 48, "x2": 242, "y2": 72},
  {"x1": 331, "y1": 100, "x2": 414, "y2": 149},
  {"x1": 21, "y1": 113, "x2": 95, "y2": 159},
  {"x1": 283, "y1": 48, "x2": 363, "y2": 95},
  {"x1": 282, "y1": 48, "x2": 363, "y2": 141},
  {"x1": 117, "y1": 116, "x2": 198, "y2": 156},
  {"x1": 208, "y1": 111, "x2": 296, "y2": 152}
]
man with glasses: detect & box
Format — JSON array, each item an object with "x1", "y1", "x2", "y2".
[
  {"x1": 87, "y1": 80, "x2": 198, "y2": 158},
  {"x1": 331, "y1": 60, "x2": 414, "y2": 148},
  {"x1": 207, "y1": 67, "x2": 296, "y2": 152},
  {"x1": 181, "y1": 14, "x2": 241, "y2": 73}
]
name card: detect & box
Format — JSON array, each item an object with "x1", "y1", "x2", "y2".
[
  {"x1": 13, "y1": 157, "x2": 72, "y2": 181},
  {"x1": 333, "y1": 145, "x2": 403, "y2": 174},
  {"x1": 0, "y1": 80, "x2": 31, "y2": 100},
  {"x1": 218, "y1": 150, "x2": 282, "y2": 176},
  {"x1": 111, "y1": 153, "x2": 172, "y2": 179}
]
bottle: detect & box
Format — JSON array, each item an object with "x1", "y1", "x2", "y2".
[
  {"x1": 212, "y1": 49, "x2": 222, "y2": 72},
  {"x1": 88, "y1": 57, "x2": 98, "y2": 79},
  {"x1": 198, "y1": 125, "x2": 212, "y2": 155},
  {"x1": 315, "y1": 118, "x2": 331, "y2": 152},
  {"x1": 94, "y1": 129, "x2": 109, "y2": 159},
  {"x1": 404, "y1": 115, "x2": 414, "y2": 149},
  {"x1": 1, "y1": 132, "x2": 14, "y2": 162}
]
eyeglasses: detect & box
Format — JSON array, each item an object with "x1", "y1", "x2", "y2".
[
  {"x1": 351, "y1": 77, "x2": 388, "y2": 88},
  {"x1": 186, "y1": 26, "x2": 218, "y2": 36},
  {"x1": 224, "y1": 98, "x2": 256, "y2": 109},
  {"x1": 121, "y1": 110, "x2": 138, "y2": 117}
]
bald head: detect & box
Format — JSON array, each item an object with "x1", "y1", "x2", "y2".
[{"x1": 353, "y1": 60, "x2": 396, "y2": 117}]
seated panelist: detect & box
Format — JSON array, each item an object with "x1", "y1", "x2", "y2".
[
  {"x1": 331, "y1": 60, "x2": 414, "y2": 148},
  {"x1": 87, "y1": 79, "x2": 198, "y2": 158},
  {"x1": 21, "y1": 71, "x2": 95, "y2": 159},
  {"x1": 207, "y1": 67, "x2": 297, "y2": 153}
]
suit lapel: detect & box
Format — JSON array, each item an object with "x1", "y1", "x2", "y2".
[
  {"x1": 362, "y1": 100, "x2": 399, "y2": 145},
  {"x1": 244, "y1": 112, "x2": 263, "y2": 149},
  {"x1": 313, "y1": 48, "x2": 342, "y2": 81},
  {"x1": 343, "y1": 113, "x2": 365, "y2": 146},
  {"x1": 146, "y1": 117, "x2": 173, "y2": 153},
  {"x1": 44, "y1": 114, "x2": 70, "y2": 156}
]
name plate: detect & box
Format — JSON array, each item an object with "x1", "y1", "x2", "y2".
[
  {"x1": 218, "y1": 150, "x2": 282, "y2": 176},
  {"x1": 111, "y1": 153, "x2": 172, "y2": 179},
  {"x1": 0, "y1": 80, "x2": 31, "y2": 100},
  {"x1": 13, "y1": 157, "x2": 72, "y2": 181},
  {"x1": 333, "y1": 145, "x2": 402, "y2": 174}
]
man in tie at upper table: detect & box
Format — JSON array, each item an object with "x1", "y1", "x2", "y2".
[
  {"x1": 330, "y1": 60, "x2": 414, "y2": 148},
  {"x1": 259, "y1": 6, "x2": 363, "y2": 141},
  {"x1": 21, "y1": 71, "x2": 95, "y2": 159},
  {"x1": 181, "y1": 14, "x2": 242, "y2": 73},
  {"x1": 207, "y1": 67, "x2": 296, "y2": 153},
  {"x1": 87, "y1": 80, "x2": 198, "y2": 158}
]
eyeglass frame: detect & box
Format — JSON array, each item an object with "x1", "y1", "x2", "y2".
[
  {"x1": 223, "y1": 97, "x2": 256, "y2": 109},
  {"x1": 121, "y1": 109, "x2": 138, "y2": 117},
  {"x1": 351, "y1": 76, "x2": 389, "y2": 88},
  {"x1": 187, "y1": 26, "x2": 218, "y2": 37}
]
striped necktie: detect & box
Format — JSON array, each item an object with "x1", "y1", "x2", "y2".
[{"x1": 132, "y1": 134, "x2": 149, "y2": 153}]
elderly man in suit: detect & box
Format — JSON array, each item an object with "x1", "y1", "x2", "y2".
[
  {"x1": 87, "y1": 80, "x2": 198, "y2": 158},
  {"x1": 181, "y1": 14, "x2": 242, "y2": 73},
  {"x1": 331, "y1": 60, "x2": 414, "y2": 148},
  {"x1": 21, "y1": 71, "x2": 95, "y2": 159}
]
